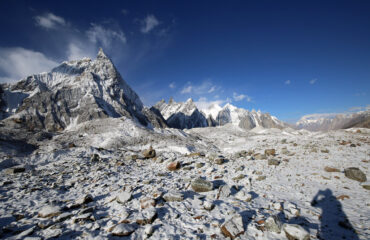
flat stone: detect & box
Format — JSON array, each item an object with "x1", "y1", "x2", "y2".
[
  {"x1": 116, "y1": 191, "x2": 132, "y2": 204},
  {"x1": 38, "y1": 205, "x2": 62, "y2": 218},
  {"x1": 163, "y1": 191, "x2": 184, "y2": 202},
  {"x1": 344, "y1": 167, "x2": 367, "y2": 182},
  {"x1": 191, "y1": 178, "x2": 213, "y2": 192},
  {"x1": 324, "y1": 166, "x2": 340, "y2": 173},
  {"x1": 5, "y1": 166, "x2": 25, "y2": 174},
  {"x1": 283, "y1": 224, "x2": 310, "y2": 240},
  {"x1": 220, "y1": 214, "x2": 245, "y2": 239},
  {"x1": 268, "y1": 159, "x2": 280, "y2": 166},
  {"x1": 361, "y1": 182, "x2": 370, "y2": 190},
  {"x1": 112, "y1": 223, "x2": 136, "y2": 236}
]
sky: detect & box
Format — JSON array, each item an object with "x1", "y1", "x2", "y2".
[{"x1": 0, "y1": 0, "x2": 369, "y2": 122}]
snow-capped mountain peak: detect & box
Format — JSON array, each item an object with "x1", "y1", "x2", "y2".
[{"x1": 0, "y1": 49, "x2": 166, "y2": 131}]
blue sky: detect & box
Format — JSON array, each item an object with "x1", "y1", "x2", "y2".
[{"x1": 0, "y1": 0, "x2": 369, "y2": 121}]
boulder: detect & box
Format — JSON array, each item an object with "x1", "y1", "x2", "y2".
[
  {"x1": 220, "y1": 214, "x2": 245, "y2": 239},
  {"x1": 265, "y1": 215, "x2": 282, "y2": 233},
  {"x1": 136, "y1": 208, "x2": 157, "y2": 225},
  {"x1": 38, "y1": 205, "x2": 62, "y2": 218},
  {"x1": 111, "y1": 223, "x2": 136, "y2": 236},
  {"x1": 235, "y1": 190, "x2": 252, "y2": 202},
  {"x1": 116, "y1": 192, "x2": 132, "y2": 204},
  {"x1": 344, "y1": 167, "x2": 367, "y2": 182},
  {"x1": 163, "y1": 191, "x2": 184, "y2": 202},
  {"x1": 191, "y1": 178, "x2": 213, "y2": 192},
  {"x1": 283, "y1": 224, "x2": 310, "y2": 240}
]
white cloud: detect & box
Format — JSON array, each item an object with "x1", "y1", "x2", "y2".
[
  {"x1": 194, "y1": 97, "x2": 227, "y2": 111},
  {"x1": 0, "y1": 47, "x2": 58, "y2": 83},
  {"x1": 233, "y1": 92, "x2": 252, "y2": 102},
  {"x1": 285, "y1": 80, "x2": 291, "y2": 85},
  {"x1": 34, "y1": 13, "x2": 66, "y2": 30},
  {"x1": 169, "y1": 82, "x2": 176, "y2": 89},
  {"x1": 141, "y1": 15, "x2": 160, "y2": 33},
  {"x1": 181, "y1": 85, "x2": 192, "y2": 94},
  {"x1": 86, "y1": 23, "x2": 126, "y2": 49},
  {"x1": 181, "y1": 80, "x2": 219, "y2": 95},
  {"x1": 309, "y1": 78, "x2": 317, "y2": 84},
  {"x1": 208, "y1": 86, "x2": 216, "y2": 93},
  {"x1": 67, "y1": 42, "x2": 95, "y2": 61}
]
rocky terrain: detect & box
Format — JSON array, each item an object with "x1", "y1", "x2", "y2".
[{"x1": 0, "y1": 50, "x2": 369, "y2": 240}]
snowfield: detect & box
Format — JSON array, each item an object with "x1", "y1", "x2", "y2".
[{"x1": 0, "y1": 119, "x2": 369, "y2": 239}]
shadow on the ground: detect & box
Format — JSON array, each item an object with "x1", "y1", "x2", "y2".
[{"x1": 311, "y1": 188, "x2": 359, "y2": 240}]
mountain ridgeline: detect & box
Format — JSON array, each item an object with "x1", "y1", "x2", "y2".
[
  {"x1": 153, "y1": 98, "x2": 286, "y2": 130},
  {"x1": 1, "y1": 49, "x2": 367, "y2": 133},
  {"x1": 0, "y1": 49, "x2": 166, "y2": 132}
]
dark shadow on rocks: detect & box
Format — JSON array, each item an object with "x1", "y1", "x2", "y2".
[
  {"x1": 212, "y1": 179, "x2": 226, "y2": 189},
  {"x1": 311, "y1": 188, "x2": 359, "y2": 240},
  {"x1": 156, "y1": 206, "x2": 170, "y2": 221},
  {"x1": 240, "y1": 209, "x2": 257, "y2": 231}
]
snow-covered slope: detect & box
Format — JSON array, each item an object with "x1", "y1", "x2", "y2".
[
  {"x1": 296, "y1": 110, "x2": 370, "y2": 131},
  {"x1": 154, "y1": 98, "x2": 208, "y2": 129},
  {"x1": 0, "y1": 49, "x2": 164, "y2": 131}
]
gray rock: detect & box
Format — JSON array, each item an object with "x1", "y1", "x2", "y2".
[
  {"x1": 265, "y1": 215, "x2": 282, "y2": 233},
  {"x1": 344, "y1": 167, "x2": 367, "y2": 182},
  {"x1": 282, "y1": 224, "x2": 310, "y2": 240},
  {"x1": 220, "y1": 214, "x2": 245, "y2": 239},
  {"x1": 235, "y1": 190, "x2": 252, "y2": 202},
  {"x1": 217, "y1": 185, "x2": 232, "y2": 199},
  {"x1": 112, "y1": 223, "x2": 136, "y2": 236},
  {"x1": 5, "y1": 165, "x2": 25, "y2": 174},
  {"x1": 136, "y1": 208, "x2": 157, "y2": 225},
  {"x1": 91, "y1": 154, "x2": 100, "y2": 162},
  {"x1": 163, "y1": 191, "x2": 184, "y2": 202},
  {"x1": 191, "y1": 178, "x2": 213, "y2": 192},
  {"x1": 268, "y1": 159, "x2": 281, "y2": 166},
  {"x1": 38, "y1": 205, "x2": 62, "y2": 218},
  {"x1": 116, "y1": 191, "x2": 132, "y2": 204}
]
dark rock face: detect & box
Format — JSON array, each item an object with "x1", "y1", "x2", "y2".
[
  {"x1": 155, "y1": 99, "x2": 208, "y2": 129},
  {"x1": 0, "y1": 49, "x2": 164, "y2": 132},
  {"x1": 207, "y1": 115, "x2": 217, "y2": 127}
]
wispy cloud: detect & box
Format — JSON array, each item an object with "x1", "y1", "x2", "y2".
[
  {"x1": 34, "y1": 13, "x2": 66, "y2": 30},
  {"x1": 180, "y1": 80, "x2": 219, "y2": 95},
  {"x1": 169, "y1": 82, "x2": 176, "y2": 89},
  {"x1": 141, "y1": 15, "x2": 160, "y2": 33},
  {"x1": 233, "y1": 92, "x2": 252, "y2": 102},
  {"x1": 181, "y1": 85, "x2": 192, "y2": 94},
  {"x1": 86, "y1": 23, "x2": 126, "y2": 48},
  {"x1": 0, "y1": 47, "x2": 58, "y2": 83},
  {"x1": 309, "y1": 78, "x2": 317, "y2": 84},
  {"x1": 285, "y1": 80, "x2": 291, "y2": 85}
]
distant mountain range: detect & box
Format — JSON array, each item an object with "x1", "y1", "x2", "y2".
[
  {"x1": 1, "y1": 49, "x2": 368, "y2": 134},
  {"x1": 296, "y1": 110, "x2": 370, "y2": 131},
  {"x1": 153, "y1": 98, "x2": 286, "y2": 130}
]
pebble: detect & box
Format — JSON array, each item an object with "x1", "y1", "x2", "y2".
[{"x1": 220, "y1": 214, "x2": 245, "y2": 239}]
